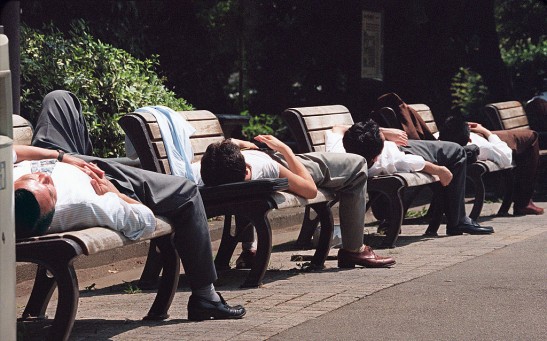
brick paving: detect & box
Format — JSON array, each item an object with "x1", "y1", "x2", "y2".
[{"x1": 16, "y1": 201, "x2": 546, "y2": 340}]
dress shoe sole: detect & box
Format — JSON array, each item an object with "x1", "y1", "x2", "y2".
[
  {"x1": 446, "y1": 229, "x2": 493, "y2": 236},
  {"x1": 188, "y1": 309, "x2": 246, "y2": 321},
  {"x1": 338, "y1": 260, "x2": 396, "y2": 269}
]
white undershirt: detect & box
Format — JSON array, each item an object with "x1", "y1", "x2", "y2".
[{"x1": 13, "y1": 156, "x2": 156, "y2": 240}]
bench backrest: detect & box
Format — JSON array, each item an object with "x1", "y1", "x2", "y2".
[
  {"x1": 12, "y1": 115, "x2": 33, "y2": 146},
  {"x1": 119, "y1": 110, "x2": 225, "y2": 175},
  {"x1": 281, "y1": 105, "x2": 354, "y2": 153},
  {"x1": 407, "y1": 104, "x2": 438, "y2": 134},
  {"x1": 483, "y1": 101, "x2": 530, "y2": 131}
]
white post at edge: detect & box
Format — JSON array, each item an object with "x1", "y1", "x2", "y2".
[{"x1": 0, "y1": 28, "x2": 16, "y2": 341}]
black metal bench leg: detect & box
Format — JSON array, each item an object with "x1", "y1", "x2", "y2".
[
  {"x1": 21, "y1": 265, "x2": 57, "y2": 319},
  {"x1": 214, "y1": 215, "x2": 242, "y2": 271},
  {"x1": 467, "y1": 164, "x2": 487, "y2": 220},
  {"x1": 295, "y1": 206, "x2": 320, "y2": 249},
  {"x1": 47, "y1": 260, "x2": 79, "y2": 341},
  {"x1": 380, "y1": 186, "x2": 405, "y2": 249},
  {"x1": 310, "y1": 202, "x2": 334, "y2": 267},
  {"x1": 17, "y1": 239, "x2": 82, "y2": 341},
  {"x1": 241, "y1": 208, "x2": 273, "y2": 288},
  {"x1": 424, "y1": 184, "x2": 443, "y2": 236},
  {"x1": 138, "y1": 241, "x2": 163, "y2": 290},
  {"x1": 144, "y1": 234, "x2": 179, "y2": 321},
  {"x1": 497, "y1": 169, "x2": 514, "y2": 216}
]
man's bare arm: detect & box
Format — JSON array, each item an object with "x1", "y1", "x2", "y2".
[{"x1": 422, "y1": 161, "x2": 452, "y2": 186}]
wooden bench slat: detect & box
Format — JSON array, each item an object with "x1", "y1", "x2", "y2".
[
  {"x1": 498, "y1": 106, "x2": 528, "y2": 121},
  {"x1": 189, "y1": 120, "x2": 224, "y2": 138},
  {"x1": 287, "y1": 105, "x2": 349, "y2": 117},
  {"x1": 490, "y1": 101, "x2": 521, "y2": 111},
  {"x1": 502, "y1": 116, "x2": 530, "y2": 130},
  {"x1": 302, "y1": 113, "x2": 354, "y2": 131}
]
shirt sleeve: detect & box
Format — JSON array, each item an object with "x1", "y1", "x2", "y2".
[
  {"x1": 49, "y1": 192, "x2": 156, "y2": 240},
  {"x1": 487, "y1": 134, "x2": 513, "y2": 168},
  {"x1": 13, "y1": 149, "x2": 17, "y2": 163}
]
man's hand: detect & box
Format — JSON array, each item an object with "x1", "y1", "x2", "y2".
[
  {"x1": 435, "y1": 166, "x2": 453, "y2": 186},
  {"x1": 423, "y1": 162, "x2": 453, "y2": 186},
  {"x1": 85, "y1": 165, "x2": 120, "y2": 196},
  {"x1": 468, "y1": 122, "x2": 492, "y2": 138},
  {"x1": 63, "y1": 155, "x2": 106, "y2": 178},
  {"x1": 230, "y1": 138, "x2": 258, "y2": 150},
  {"x1": 253, "y1": 135, "x2": 290, "y2": 153},
  {"x1": 380, "y1": 127, "x2": 408, "y2": 146}
]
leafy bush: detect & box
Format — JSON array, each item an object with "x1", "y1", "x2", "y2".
[
  {"x1": 501, "y1": 38, "x2": 547, "y2": 101},
  {"x1": 241, "y1": 111, "x2": 287, "y2": 140},
  {"x1": 450, "y1": 67, "x2": 489, "y2": 118},
  {"x1": 20, "y1": 20, "x2": 192, "y2": 157}
]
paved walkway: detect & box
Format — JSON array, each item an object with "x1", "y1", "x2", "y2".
[{"x1": 16, "y1": 200, "x2": 546, "y2": 340}]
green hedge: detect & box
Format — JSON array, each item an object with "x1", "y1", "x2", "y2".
[{"x1": 20, "y1": 20, "x2": 193, "y2": 157}]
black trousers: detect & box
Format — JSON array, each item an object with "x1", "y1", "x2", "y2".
[
  {"x1": 32, "y1": 90, "x2": 217, "y2": 289},
  {"x1": 401, "y1": 140, "x2": 470, "y2": 228}
]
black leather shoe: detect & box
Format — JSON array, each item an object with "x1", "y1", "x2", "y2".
[
  {"x1": 187, "y1": 293, "x2": 246, "y2": 321},
  {"x1": 446, "y1": 221, "x2": 494, "y2": 235}
]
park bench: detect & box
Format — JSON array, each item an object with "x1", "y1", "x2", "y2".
[
  {"x1": 281, "y1": 105, "x2": 441, "y2": 248},
  {"x1": 484, "y1": 100, "x2": 547, "y2": 157},
  {"x1": 13, "y1": 115, "x2": 179, "y2": 341},
  {"x1": 376, "y1": 103, "x2": 514, "y2": 217},
  {"x1": 118, "y1": 110, "x2": 336, "y2": 288}
]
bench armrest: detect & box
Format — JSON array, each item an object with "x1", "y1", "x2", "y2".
[{"x1": 198, "y1": 178, "x2": 289, "y2": 201}]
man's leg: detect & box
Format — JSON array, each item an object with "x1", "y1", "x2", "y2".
[
  {"x1": 293, "y1": 152, "x2": 395, "y2": 267},
  {"x1": 76, "y1": 156, "x2": 245, "y2": 320},
  {"x1": 494, "y1": 130, "x2": 543, "y2": 215},
  {"x1": 403, "y1": 140, "x2": 493, "y2": 234},
  {"x1": 32, "y1": 90, "x2": 93, "y2": 155}
]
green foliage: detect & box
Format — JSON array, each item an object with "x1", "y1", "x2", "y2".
[
  {"x1": 495, "y1": 0, "x2": 546, "y2": 48},
  {"x1": 20, "y1": 20, "x2": 192, "y2": 157},
  {"x1": 241, "y1": 111, "x2": 287, "y2": 140},
  {"x1": 450, "y1": 67, "x2": 490, "y2": 117},
  {"x1": 500, "y1": 38, "x2": 547, "y2": 101}
]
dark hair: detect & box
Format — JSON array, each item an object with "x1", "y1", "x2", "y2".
[
  {"x1": 342, "y1": 119, "x2": 384, "y2": 166},
  {"x1": 200, "y1": 139, "x2": 247, "y2": 186},
  {"x1": 14, "y1": 188, "x2": 54, "y2": 239},
  {"x1": 439, "y1": 115, "x2": 470, "y2": 146}
]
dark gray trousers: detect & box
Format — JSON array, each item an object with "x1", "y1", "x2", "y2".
[
  {"x1": 401, "y1": 140, "x2": 471, "y2": 228},
  {"x1": 32, "y1": 90, "x2": 217, "y2": 289}
]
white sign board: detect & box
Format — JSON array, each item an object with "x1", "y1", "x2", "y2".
[{"x1": 361, "y1": 10, "x2": 383, "y2": 80}]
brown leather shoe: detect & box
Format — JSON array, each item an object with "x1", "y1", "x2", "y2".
[
  {"x1": 514, "y1": 202, "x2": 544, "y2": 216},
  {"x1": 337, "y1": 246, "x2": 396, "y2": 268}
]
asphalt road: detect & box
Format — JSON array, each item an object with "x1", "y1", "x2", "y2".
[{"x1": 271, "y1": 230, "x2": 547, "y2": 341}]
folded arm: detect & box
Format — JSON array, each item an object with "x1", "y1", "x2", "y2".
[
  {"x1": 14, "y1": 145, "x2": 105, "y2": 177},
  {"x1": 254, "y1": 135, "x2": 317, "y2": 199}
]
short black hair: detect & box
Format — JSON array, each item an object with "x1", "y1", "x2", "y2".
[
  {"x1": 14, "y1": 188, "x2": 54, "y2": 239},
  {"x1": 200, "y1": 139, "x2": 247, "y2": 186},
  {"x1": 342, "y1": 119, "x2": 384, "y2": 166},
  {"x1": 439, "y1": 115, "x2": 470, "y2": 146}
]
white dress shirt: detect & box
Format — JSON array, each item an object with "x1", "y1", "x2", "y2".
[
  {"x1": 434, "y1": 131, "x2": 513, "y2": 168},
  {"x1": 324, "y1": 130, "x2": 426, "y2": 176},
  {"x1": 14, "y1": 157, "x2": 156, "y2": 240}
]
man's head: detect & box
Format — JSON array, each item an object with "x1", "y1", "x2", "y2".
[
  {"x1": 200, "y1": 139, "x2": 247, "y2": 186},
  {"x1": 342, "y1": 119, "x2": 384, "y2": 166},
  {"x1": 13, "y1": 172, "x2": 57, "y2": 238},
  {"x1": 439, "y1": 115, "x2": 470, "y2": 146}
]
